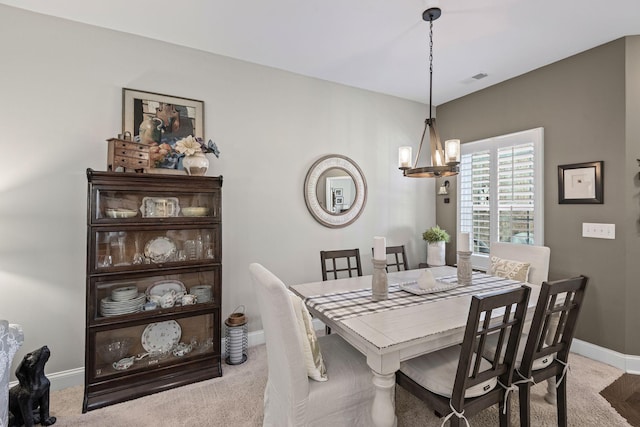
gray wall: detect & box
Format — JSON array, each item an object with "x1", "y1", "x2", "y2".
[
  {"x1": 624, "y1": 37, "x2": 640, "y2": 356},
  {"x1": 0, "y1": 5, "x2": 437, "y2": 378},
  {"x1": 436, "y1": 38, "x2": 639, "y2": 354}
]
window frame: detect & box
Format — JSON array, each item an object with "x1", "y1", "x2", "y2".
[{"x1": 456, "y1": 127, "x2": 544, "y2": 271}]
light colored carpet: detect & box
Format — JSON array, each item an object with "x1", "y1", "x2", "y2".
[{"x1": 50, "y1": 345, "x2": 630, "y2": 426}]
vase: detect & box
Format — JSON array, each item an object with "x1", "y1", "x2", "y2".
[
  {"x1": 182, "y1": 152, "x2": 209, "y2": 176},
  {"x1": 139, "y1": 116, "x2": 163, "y2": 145},
  {"x1": 426, "y1": 241, "x2": 446, "y2": 266}
]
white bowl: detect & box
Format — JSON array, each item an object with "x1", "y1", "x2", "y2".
[
  {"x1": 182, "y1": 207, "x2": 209, "y2": 217},
  {"x1": 106, "y1": 208, "x2": 138, "y2": 219}
]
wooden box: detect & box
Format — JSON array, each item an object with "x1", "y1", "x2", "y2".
[{"x1": 106, "y1": 138, "x2": 150, "y2": 172}]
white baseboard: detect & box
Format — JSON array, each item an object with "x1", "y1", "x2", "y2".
[
  {"x1": 28, "y1": 330, "x2": 638, "y2": 392},
  {"x1": 571, "y1": 339, "x2": 640, "y2": 374}
]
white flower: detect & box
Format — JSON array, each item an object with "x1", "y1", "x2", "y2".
[{"x1": 175, "y1": 136, "x2": 203, "y2": 156}]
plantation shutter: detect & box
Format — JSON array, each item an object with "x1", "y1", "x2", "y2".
[{"x1": 458, "y1": 128, "x2": 543, "y2": 270}]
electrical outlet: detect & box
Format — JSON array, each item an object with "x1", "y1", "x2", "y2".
[{"x1": 582, "y1": 223, "x2": 615, "y2": 239}]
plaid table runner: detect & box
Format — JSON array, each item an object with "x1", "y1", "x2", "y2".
[{"x1": 306, "y1": 272, "x2": 523, "y2": 322}]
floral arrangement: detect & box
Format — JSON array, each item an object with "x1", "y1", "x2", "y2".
[
  {"x1": 175, "y1": 135, "x2": 220, "y2": 158},
  {"x1": 148, "y1": 135, "x2": 220, "y2": 168}
]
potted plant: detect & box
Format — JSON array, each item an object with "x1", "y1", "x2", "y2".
[{"x1": 422, "y1": 225, "x2": 450, "y2": 266}]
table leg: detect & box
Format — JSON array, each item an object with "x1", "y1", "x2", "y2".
[{"x1": 371, "y1": 371, "x2": 397, "y2": 427}]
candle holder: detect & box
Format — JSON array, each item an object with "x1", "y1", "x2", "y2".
[
  {"x1": 372, "y1": 259, "x2": 388, "y2": 301},
  {"x1": 457, "y1": 251, "x2": 472, "y2": 285}
]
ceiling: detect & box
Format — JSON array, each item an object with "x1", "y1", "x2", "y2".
[{"x1": 2, "y1": 0, "x2": 640, "y2": 105}]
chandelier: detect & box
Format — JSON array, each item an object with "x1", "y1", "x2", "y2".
[{"x1": 399, "y1": 7, "x2": 460, "y2": 178}]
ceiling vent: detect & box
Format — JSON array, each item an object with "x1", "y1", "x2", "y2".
[{"x1": 472, "y1": 73, "x2": 488, "y2": 80}]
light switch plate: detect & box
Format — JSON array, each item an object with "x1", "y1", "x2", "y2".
[{"x1": 582, "y1": 223, "x2": 615, "y2": 239}]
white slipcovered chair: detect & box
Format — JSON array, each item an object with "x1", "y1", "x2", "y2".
[
  {"x1": 1, "y1": 320, "x2": 24, "y2": 427},
  {"x1": 249, "y1": 263, "x2": 375, "y2": 427},
  {"x1": 488, "y1": 242, "x2": 560, "y2": 402},
  {"x1": 489, "y1": 242, "x2": 550, "y2": 286}
]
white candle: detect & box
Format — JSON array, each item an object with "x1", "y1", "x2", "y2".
[
  {"x1": 458, "y1": 232, "x2": 470, "y2": 252},
  {"x1": 373, "y1": 236, "x2": 386, "y2": 261}
]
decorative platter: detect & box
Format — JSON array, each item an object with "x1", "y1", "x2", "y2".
[
  {"x1": 146, "y1": 280, "x2": 186, "y2": 298},
  {"x1": 144, "y1": 237, "x2": 177, "y2": 263},
  {"x1": 141, "y1": 320, "x2": 182, "y2": 353},
  {"x1": 398, "y1": 281, "x2": 460, "y2": 295},
  {"x1": 140, "y1": 197, "x2": 181, "y2": 218}
]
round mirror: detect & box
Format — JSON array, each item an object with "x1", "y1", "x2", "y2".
[{"x1": 304, "y1": 155, "x2": 367, "y2": 228}]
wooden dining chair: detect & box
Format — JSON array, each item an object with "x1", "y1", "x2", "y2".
[
  {"x1": 320, "y1": 248, "x2": 363, "y2": 281},
  {"x1": 396, "y1": 285, "x2": 531, "y2": 427},
  {"x1": 515, "y1": 275, "x2": 588, "y2": 427},
  {"x1": 370, "y1": 245, "x2": 409, "y2": 272},
  {"x1": 319, "y1": 248, "x2": 362, "y2": 334}
]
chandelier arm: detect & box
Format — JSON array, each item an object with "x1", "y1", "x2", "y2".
[
  {"x1": 428, "y1": 123, "x2": 439, "y2": 167},
  {"x1": 414, "y1": 118, "x2": 429, "y2": 168}
]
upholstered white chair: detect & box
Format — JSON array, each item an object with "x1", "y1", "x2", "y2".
[
  {"x1": 1, "y1": 320, "x2": 24, "y2": 427},
  {"x1": 489, "y1": 242, "x2": 550, "y2": 286},
  {"x1": 249, "y1": 263, "x2": 375, "y2": 427},
  {"x1": 488, "y1": 242, "x2": 560, "y2": 403}
]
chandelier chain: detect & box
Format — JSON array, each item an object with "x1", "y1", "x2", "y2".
[{"x1": 428, "y1": 18, "x2": 434, "y2": 124}]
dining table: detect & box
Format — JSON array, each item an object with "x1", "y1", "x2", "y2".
[{"x1": 289, "y1": 266, "x2": 542, "y2": 427}]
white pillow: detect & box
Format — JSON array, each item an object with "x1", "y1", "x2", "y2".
[
  {"x1": 490, "y1": 256, "x2": 531, "y2": 282},
  {"x1": 288, "y1": 291, "x2": 327, "y2": 381}
]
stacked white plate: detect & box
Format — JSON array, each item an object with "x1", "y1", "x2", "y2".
[
  {"x1": 100, "y1": 286, "x2": 145, "y2": 317},
  {"x1": 111, "y1": 286, "x2": 138, "y2": 301},
  {"x1": 189, "y1": 285, "x2": 212, "y2": 303}
]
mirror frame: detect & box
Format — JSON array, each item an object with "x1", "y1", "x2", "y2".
[{"x1": 304, "y1": 154, "x2": 367, "y2": 228}]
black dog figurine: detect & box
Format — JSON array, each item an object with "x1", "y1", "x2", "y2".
[{"x1": 8, "y1": 346, "x2": 56, "y2": 427}]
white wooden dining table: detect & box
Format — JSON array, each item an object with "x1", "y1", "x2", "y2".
[{"x1": 289, "y1": 266, "x2": 542, "y2": 427}]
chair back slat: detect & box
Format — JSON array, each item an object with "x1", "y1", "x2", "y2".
[
  {"x1": 370, "y1": 245, "x2": 409, "y2": 272},
  {"x1": 519, "y1": 276, "x2": 588, "y2": 378},
  {"x1": 320, "y1": 249, "x2": 362, "y2": 280},
  {"x1": 451, "y1": 285, "x2": 531, "y2": 411}
]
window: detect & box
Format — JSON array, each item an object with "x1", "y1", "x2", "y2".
[{"x1": 457, "y1": 128, "x2": 544, "y2": 270}]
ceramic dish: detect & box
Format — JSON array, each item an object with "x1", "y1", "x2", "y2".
[
  {"x1": 398, "y1": 281, "x2": 459, "y2": 295},
  {"x1": 146, "y1": 280, "x2": 186, "y2": 298},
  {"x1": 106, "y1": 208, "x2": 138, "y2": 219},
  {"x1": 140, "y1": 197, "x2": 180, "y2": 218},
  {"x1": 182, "y1": 206, "x2": 209, "y2": 217},
  {"x1": 144, "y1": 237, "x2": 177, "y2": 263},
  {"x1": 141, "y1": 320, "x2": 181, "y2": 353},
  {"x1": 111, "y1": 286, "x2": 139, "y2": 301},
  {"x1": 100, "y1": 293, "x2": 145, "y2": 316}
]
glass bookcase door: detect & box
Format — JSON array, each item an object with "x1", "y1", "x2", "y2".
[
  {"x1": 90, "y1": 269, "x2": 220, "y2": 322},
  {"x1": 91, "y1": 227, "x2": 220, "y2": 271},
  {"x1": 90, "y1": 313, "x2": 217, "y2": 381},
  {"x1": 93, "y1": 189, "x2": 220, "y2": 222}
]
